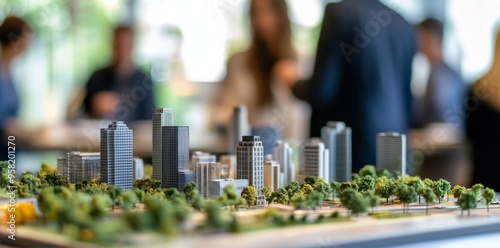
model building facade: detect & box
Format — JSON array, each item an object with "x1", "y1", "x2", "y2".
[
  {"x1": 191, "y1": 151, "x2": 216, "y2": 170},
  {"x1": 230, "y1": 105, "x2": 251, "y2": 155},
  {"x1": 208, "y1": 179, "x2": 248, "y2": 199},
  {"x1": 57, "y1": 151, "x2": 100, "y2": 183},
  {"x1": 273, "y1": 140, "x2": 294, "y2": 186},
  {"x1": 300, "y1": 139, "x2": 329, "y2": 182},
  {"x1": 237, "y1": 136, "x2": 264, "y2": 194},
  {"x1": 161, "y1": 126, "x2": 190, "y2": 190},
  {"x1": 376, "y1": 132, "x2": 407, "y2": 176},
  {"x1": 100, "y1": 121, "x2": 133, "y2": 190},
  {"x1": 152, "y1": 108, "x2": 173, "y2": 184},
  {"x1": 321, "y1": 121, "x2": 352, "y2": 183},
  {"x1": 133, "y1": 157, "x2": 144, "y2": 180},
  {"x1": 219, "y1": 155, "x2": 236, "y2": 179},
  {"x1": 264, "y1": 159, "x2": 280, "y2": 191},
  {"x1": 194, "y1": 162, "x2": 228, "y2": 198}
]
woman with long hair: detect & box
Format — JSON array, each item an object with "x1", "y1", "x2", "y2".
[{"x1": 214, "y1": 0, "x2": 309, "y2": 142}]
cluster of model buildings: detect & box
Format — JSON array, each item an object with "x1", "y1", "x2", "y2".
[{"x1": 57, "y1": 105, "x2": 406, "y2": 198}]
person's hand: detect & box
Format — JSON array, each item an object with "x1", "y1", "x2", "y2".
[
  {"x1": 272, "y1": 59, "x2": 299, "y2": 88},
  {"x1": 91, "y1": 91, "x2": 120, "y2": 119}
]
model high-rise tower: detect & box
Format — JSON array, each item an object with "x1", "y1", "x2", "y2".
[
  {"x1": 272, "y1": 140, "x2": 294, "y2": 185},
  {"x1": 377, "y1": 132, "x2": 407, "y2": 176},
  {"x1": 161, "y1": 126, "x2": 190, "y2": 190},
  {"x1": 300, "y1": 139, "x2": 329, "y2": 182},
  {"x1": 236, "y1": 136, "x2": 264, "y2": 194},
  {"x1": 100, "y1": 121, "x2": 133, "y2": 189},
  {"x1": 152, "y1": 108, "x2": 173, "y2": 183},
  {"x1": 191, "y1": 151, "x2": 216, "y2": 170},
  {"x1": 264, "y1": 158, "x2": 280, "y2": 191},
  {"x1": 321, "y1": 122, "x2": 352, "y2": 183},
  {"x1": 194, "y1": 162, "x2": 228, "y2": 198},
  {"x1": 57, "y1": 151, "x2": 100, "y2": 183},
  {"x1": 230, "y1": 105, "x2": 251, "y2": 155}
]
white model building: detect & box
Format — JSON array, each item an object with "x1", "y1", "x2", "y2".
[
  {"x1": 208, "y1": 179, "x2": 249, "y2": 199},
  {"x1": 219, "y1": 155, "x2": 236, "y2": 179},
  {"x1": 272, "y1": 140, "x2": 294, "y2": 186},
  {"x1": 57, "y1": 151, "x2": 100, "y2": 183},
  {"x1": 300, "y1": 139, "x2": 329, "y2": 182},
  {"x1": 152, "y1": 108, "x2": 173, "y2": 184},
  {"x1": 191, "y1": 151, "x2": 216, "y2": 170},
  {"x1": 237, "y1": 136, "x2": 264, "y2": 194},
  {"x1": 100, "y1": 121, "x2": 133, "y2": 190},
  {"x1": 321, "y1": 121, "x2": 352, "y2": 183},
  {"x1": 133, "y1": 157, "x2": 144, "y2": 180},
  {"x1": 230, "y1": 105, "x2": 251, "y2": 155},
  {"x1": 194, "y1": 162, "x2": 229, "y2": 198},
  {"x1": 377, "y1": 132, "x2": 407, "y2": 176},
  {"x1": 264, "y1": 158, "x2": 280, "y2": 191}
]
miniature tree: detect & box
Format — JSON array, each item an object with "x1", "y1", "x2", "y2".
[
  {"x1": 347, "y1": 193, "x2": 369, "y2": 217},
  {"x1": 396, "y1": 184, "x2": 417, "y2": 214},
  {"x1": 284, "y1": 181, "x2": 301, "y2": 205},
  {"x1": 37, "y1": 162, "x2": 57, "y2": 184},
  {"x1": 358, "y1": 175, "x2": 375, "y2": 192},
  {"x1": 452, "y1": 185, "x2": 466, "y2": 200},
  {"x1": 340, "y1": 188, "x2": 358, "y2": 209},
  {"x1": 359, "y1": 165, "x2": 378, "y2": 179},
  {"x1": 241, "y1": 185, "x2": 257, "y2": 207},
  {"x1": 107, "y1": 185, "x2": 122, "y2": 209},
  {"x1": 0, "y1": 161, "x2": 10, "y2": 188},
  {"x1": 204, "y1": 201, "x2": 226, "y2": 229},
  {"x1": 374, "y1": 176, "x2": 396, "y2": 203},
  {"x1": 261, "y1": 186, "x2": 273, "y2": 205},
  {"x1": 482, "y1": 188, "x2": 495, "y2": 213},
  {"x1": 182, "y1": 181, "x2": 197, "y2": 201},
  {"x1": 418, "y1": 187, "x2": 435, "y2": 215},
  {"x1": 121, "y1": 190, "x2": 139, "y2": 211},
  {"x1": 44, "y1": 172, "x2": 67, "y2": 187},
  {"x1": 307, "y1": 191, "x2": 324, "y2": 211},
  {"x1": 457, "y1": 190, "x2": 477, "y2": 216},
  {"x1": 293, "y1": 194, "x2": 308, "y2": 210},
  {"x1": 219, "y1": 184, "x2": 240, "y2": 209},
  {"x1": 339, "y1": 181, "x2": 359, "y2": 194},
  {"x1": 304, "y1": 176, "x2": 318, "y2": 186},
  {"x1": 471, "y1": 183, "x2": 484, "y2": 201},
  {"x1": 330, "y1": 181, "x2": 341, "y2": 199},
  {"x1": 191, "y1": 194, "x2": 206, "y2": 211},
  {"x1": 20, "y1": 171, "x2": 41, "y2": 197},
  {"x1": 301, "y1": 183, "x2": 314, "y2": 196},
  {"x1": 133, "y1": 188, "x2": 146, "y2": 203},
  {"x1": 406, "y1": 177, "x2": 424, "y2": 203},
  {"x1": 272, "y1": 188, "x2": 290, "y2": 204},
  {"x1": 90, "y1": 193, "x2": 112, "y2": 219},
  {"x1": 363, "y1": 190, "x2": 380, "y2": 213},
  {"x1": 433, "y1": 179, "x2": 451, "y2": 203},
  {"x1": 376, "y1": 169, "x2": 393, "y2": 179},
  {"x1": 313, "y1": 179, "x2": 331, "y2": 199}
]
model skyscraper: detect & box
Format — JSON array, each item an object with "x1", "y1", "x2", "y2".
[
  {"x1": 100, "y1": 121, "x2": 133, "y2": 190},
  {"x1": 376, "y1": 132, "x2": 407, "y2": 176},
  {"x1": 191, "y1": 151, "x2": 216, "y2": 170},
  {"x1": 161, "y1": 126, "x2": 191, "y2": 190},
  {"x1": 236, "y1": 136, "x2": 264, "y2": 194},
  {"x1": 321, "y1": 122, "x2": 352, "y2": 183},
  {"x1": 194, "y1": 162, "x2": 228, "y2": 198},
  {"x1": 272, "y1": 140, "x2": 294, "y2": 185},
  {"x1": 57, "y1": 151, "x2": 100, "y2": 183},
  {"x1": 230, "y1": 105, "x2": 251, "y2": 155},
  {"x1": 133, "y1": 158, "x2": 144, "y2": 180},
  {"x1": 300, "y1": 139, "x2": 329, "y2": 182},
  {"x1": 152, "y1": 108, "x2": 173, "y2": 183},
  {"x1": 264, "y1": 158, "x2": 280, "y2": 191}
]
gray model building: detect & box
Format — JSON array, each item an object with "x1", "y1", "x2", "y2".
[
  {"x1": 161, "y1": 126, "x2": 191, "y2": 190},
  {"x1": 321, "y1": 121, "x2": 352, "y2": 183},
  {"x1": 57, "y1": 151, "x2": 100, "y2": 183},
  {"x1": 236, "y1": 136, "x2": 264, "y2": 194},
  {"x1": 272, "y1": 140, "x2": 294, "y2": 186},
  {"x1": 152, "y1": 108, "x2": 173, "y2": 185},
  {"x1": 230, "y1": 105, "x2": 251, "y2": 155},
  {"x1": 300, "y1": 139, "x2": 329, "y2": 182},
  {"x1": 219, "y1": 155, "x2": 237, "y2": 179},
  {"x1": 208, "y1": 179, "x2": 249, "y2": 199},
  {"x1": 377, "y1": 132, "x2": 407, "y2": 176},
  {"x1": 264, "y1": 158, "x2": 280, "y2": 191},
  {"x1": 133, "y1": 157, "x2": 144, "y2": 180},
  {"x1": 194, "y1": 162, "x2": 228, "y2": 198},
  {"x1": 191, "y1": 151, "x2": 216, "y2": 170},
  {"x1": 100, "y1": 121, "x2": 133, "y2": 189}
]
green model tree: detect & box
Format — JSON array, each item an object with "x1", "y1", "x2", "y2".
[
  {"x1": 204, "y1": 201, "x2": 226, "y2": 229},
  {"x1": 44, "y1": 172, "x2": 67, "y2": 187},
  {"x1": 272, "y1": 188, "x2": 289, "y2": 204},
  {"x1": 340, "y1": 188, "x2": 358, "y2": 209},
  {"x1": 191, "y1": 194, "x2": 206, "y2": 211},
  {"x1": 241, "y1": 185, "x2": 257, "y2": 206},
  {"x1": 418, "y1": 187, "x2": 436, "y2": 215},
  {"x1": 359, "y1": 165, "x2": 378, "y2": 179},
  {"x1": 457, "y1": 190, "x2": 477, "y2": 216},
  {"x1": 347, "y1": 193, "x2": 369, "y2": 217},
  {"x1": 396, "y1": 184, "x2": 417, "y2": 214},
  {"x1": 261, "y1": 186, "x2": 272, "y2": 206},
  {"x1": 107, "y1": 185, "x2": 123, "y2": 210},
  {"x1": 37, "y1": 162, "x2": 57, "y2": 184},
  {"x1": 482, "y1": 187, "x2": 496, "y2": 213},
  {"x1": 307, "y1": 191, "x2": 324, "y2": 211},
  {"x1": 330, "y1": 181, "x2": 341, "y2": 200},
  {"x1": 292, "y1": 194, "x2": 308, "y2": 210},
  {"x1": 358, "y1": 175, "x2": 375, "y2": 192},
  {"x1": 433, "y1": 179, "x2": 451, "y2": 203},
  {"x1": 284, "y1": 181, "x2": 301, "y2": 205},
  {"x1": 363, "y1": 190, "x2": 380, "y2": 213},
  {"x1": 182, "y1": 181, "x2": 197, "y2": 201},
  {"x1": 406, "y1": 177, "x2": 424, "y2": 203},
  {"x1": 304, "y1": 176, "x2": 318, "y2": 186},
  {"x1": 218, "y1": 184, "x2": 240, "y2": 210},
  {"x1": 376, "y1": 169, "x2": 393, "y2": 179},
  {"x1": 339, "y1": 181, "x2": 359, "y2": 194},
  {"x1": 452, "y1": 185, "x2": 467, "y2": 200},
  {"x1": 301, "y1": 183, "x2": 314, "y2": 196},
  {"x1": 20, "y1": 171, "x2": 41, "y2": 197},
  {"x1": 90, "y1": 193, "x2": 112, "y2": 219},
  {"x1": 374, "y1": 176, "x2": 396, "y2": 203},
  {"x1": 0, "y1": 161, "x2": 11, "y2": 188},
  {"x1": 133, "y1": 178, "x2": 162, "y2": 195},
  {"x1": 313, "y1": 179, "x2": 331, "y2": 199},
  {"x1": 471, "y1": 183, "x2": 484, "y2": 201},
  {"x1": 121, "y1": 190, "x2": 139, "y2": 211}
]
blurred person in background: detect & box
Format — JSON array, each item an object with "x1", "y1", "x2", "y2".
[
  {"x1": 291, "y1": 0, "x2": 416, "y2": 172},
  {"x1": 0, "y1": 16, "x2": 32, "y2": 161},
  {"x1": 413, "y1": 18, "x2": 465, "y2": 128},
  {"x1": 466, "y1": 27, "x2": 500, "y2": 190},
  {"x1": 82, "y1": 25, "x2": 156, "y2": 123},
  {"x1": 213, "y1": 0, "x2": 309, "y2": 141}
]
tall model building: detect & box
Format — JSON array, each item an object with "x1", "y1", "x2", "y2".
[
  {"x1": 57, "y1": 151, "x2": 100, "y2": 183},
  {"x1": 191, "y1": 151, "x2": 216, "y2": 170},
  {"x1": 194, "y1": 162, "x2": 228, "y2": 198},
  {"x1": 230, "y1": 105, "x2": 251, "y2": 155},
  {"x1": 152, "y1": 108, "x2": 173, "y2": 183},
  {"x1": 377, "y1": 132, "x2": 407, "y2": 176},
  {"x1": 236, "y1": 136, "x2": 264, "y2": 194},
  {"x1": 161, "y1": 126, "x2": 191, "y2": 190},
  {"x1": 321, "y1": 122, "x2": 352, "y2": 183},
  {"x1": 264, "y1": 158, "x2": 280, "y2": 191},
  {"x1": 300, "y1": 139, "x2": 329, "y2": 182},
  {"x1": 273, "y1": 140, "x2": 294, "y2": 185},
  {"x1": 133, "y1": 158, "x2": 144, "y2": 180},
  {"x1": 100, "y1": 121, "x2": 133, "y2": 189},
  {"x1": 219, "y1": 155, "x2": 236, "y2": 179}
]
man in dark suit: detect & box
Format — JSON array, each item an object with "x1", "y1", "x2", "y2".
[{"x1": 293, "y1": 0, "x2": 416, "y2": 172}]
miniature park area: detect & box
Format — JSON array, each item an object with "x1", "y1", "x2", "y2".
[{"x1": 1, "y1": 108, "x2": 499, "y2": 247}]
